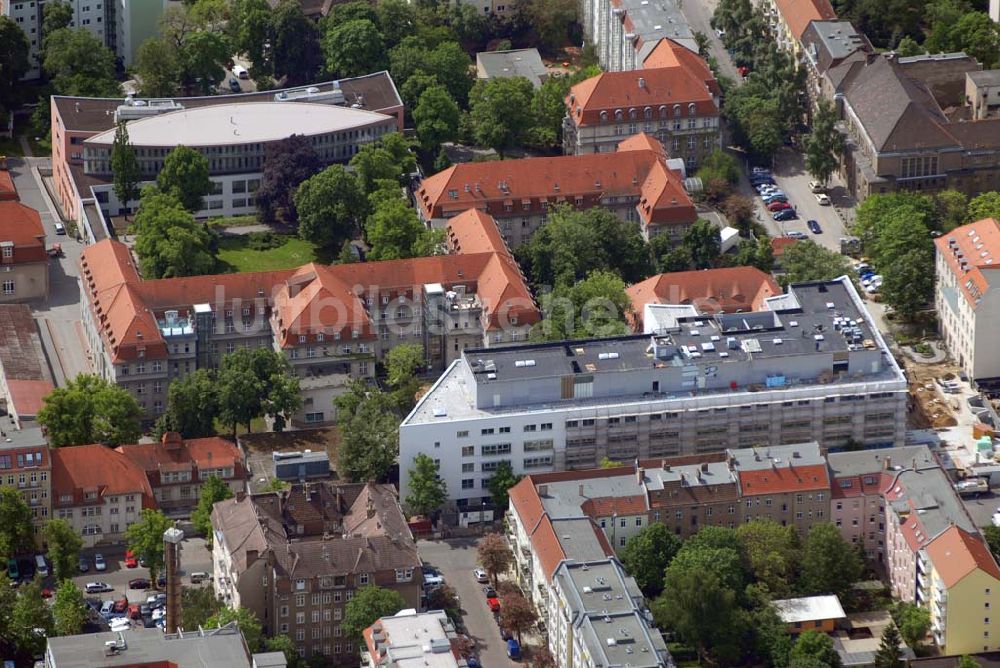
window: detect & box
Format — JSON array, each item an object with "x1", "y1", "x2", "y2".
[
  {"x1": 1, "y1": 280, "x2": 13, "y2": 295},
  {"x1": 461, "y1": 446, "x2": 474, "y2": 457},
  {"x1": 359, "y1": 573, "x2": 369, "y2": 585},
  {"x1": 462, "y1": 479, "x2": 474, "y2": 489}
]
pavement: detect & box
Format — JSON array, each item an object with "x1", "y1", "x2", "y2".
[
  {"x1": 5, "y1": 157, "x2": 93, "y2": 385},
  {"x1": 418, "y1": 538, "x2": 520, "y2": 668}
]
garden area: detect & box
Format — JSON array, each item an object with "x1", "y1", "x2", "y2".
[{"x1": 215, "y1": 232, "x2": 325, "y2": 273}]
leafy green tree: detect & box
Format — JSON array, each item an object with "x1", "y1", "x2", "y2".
[
  {"x1": 468, "y1": 77, "x2": 535, "y2": 157},
  {"x1": 41, "y1": 1, "x2": 73, "y2": 42},
  {"x1": 294, "y1": 165, "x2": 365, "y2": 250},
  {"x1": 414, "y1": 85, "x2": 461, "y2": 154},
  {"x1": 0, "y1": 18, "x2": 29, "y2": 115},
  {"x1": 968, "y1": 191, "x2": 1000, "y2": 222},
  {"x1": 44, "y1": 519, "x2": 83, "y2": 581},
  {"x1": 272, "y1": 0, "x2": 322, "y2": 84},
  {"x1": 477, "y1": 532, "x2": 512, "y2": 585},
  {"x1": 790, "y1": 630, "x2": 842, "y2": 668},
  {"x1": 157, "y1": 145, "x2": 213, "y2": 212},
  {"x1": 12, "y1": 581, "x2": 53, "y2": 655},
  {"x1": 158, "y1": 368, "x2": 219, "y2": 438},
  {"x1": 135, "y1": 37, "x2": 181, "y2": 97},
  {"x1": 934, "y1": 189, "x2": 969, "y2": 232},
  {"x1": 736, "y1": 519, "x2": 799, "y2": 597},
  {"x1": 779, "y1": 240, "x2": 855, "y2": 288},
  {"x1": 853, "y1": 192, "x2": 934, "y2": 248},
  {"x1": 0, "y1": 487, "x2": 34, "y2": 560},
  {"x1": 984, "y1": 525, "x2": 1000, "y2": 557},
  {"x1": 958, "y1": 656, "x2": 981, "y2": 668},
  {"x1": 182, "y1": 586, "x2": 224, "y2": 629},
  {"x1": 334, "y1": 381, "x2": 398, "y2": 482},
  {"x1": 669, "y1": 542, "x2": 747, "y2": 594},
  {"x1": 191, "y1": 476, "x2": 233, "y2": 544},
  {"x1": 38, "y1": 373, "x2": 143, "y2": 446},
  {"x1": 207, "y1": 606, "x2": 263, "y2": 651},
  {"x1": 365, "y1": 195, "x2": 430, "y2": 261},
  {"x1": 257, "y1": 134, "x2": 321, "y2": 222},
  {"x1": 683, "y1": 219, "x2": 722, "y2": 269},
  {"x1": 805, "y1": 99, "x2": 842, "y2": 186},
  {"x1": 323, "y1": 19, "x2": 385, "y2": 78},
  {"x1": 343, "y1": 585, "x2": 407, "y2": 643},
  {"x1": 874, "y1": 622, "x2": 904, "y2": 668},
  {"x1": 894, "y1": 602, "x2": 931, "y2": 648},
  {"x1": 323, "y1": 0, "x2": 379, "y2": 27},
  {"x1": 620, "y1": 523, "x2": 681, "y2": 596},
  {"x1": 696, "y1": 150, "x2": 741, "y2": 186},
  {"x1": 514, "y1": 0, "x2": 577, "y2": 51},
  {"x1": 405, "y1": 454, "x2": 447, "y2": 517},
  {"x1": 894, "y1": 36, "x2": 924, "y2": 55},
  {"x1": 532, "y1": 270, "x2": 632, "y2": 342},
  {"x1": 488, "y1": 461, "x2": 521, "y2": 512},
  {"x1": 126, "y1": 509, "x2": 173, "y2": 587},
  {"x1": 799, "y1": 523, "x2": 862, "y2": 599},
  {"x1": 264, "y1": 634, "x2": 303, "y2": 668},
  {"x1": 43, "y1": 28, "x2": 120, "y2": 96},
  {"x1": 748, "y1": 595, "x2": 794, "y2": 668},
  {"x1": 385, "y1": 343, "x2": 424, "y2": 411},
  {"x1": 349, "y1": 133, "x2": 418, "y2": 191},
  {"x1": 499, "y1": 591, "x2": 537, "y2": 643},
  {"x1": 881, "y1": 247, "x2": 934, "y2": 318},
  {"x1": 229, "y1": 0, "x2": 273, "y2": 76},
  {"x1": 133, "y1": 189, "x2": 216, "y2": 278},
  {"x1": 400, "y1": 71, "x2": 442, "y2": 111},
  {"x1": 111, "y1": 123, "x2": 141, "y2": 217},
  {"x1": 217, "y1": 348, "x2": 302, "y2": 434},
  {"x1": 375, "y1": 0, "x2": 417, "y2": 48},
  {"x1": 0, "y1": 573, "x2": 16, "y2": 644},
  {"x1": 52, "y1": 580, "x2": 87, "y2": 636}
]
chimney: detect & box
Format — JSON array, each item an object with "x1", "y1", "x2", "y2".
[
  {"x1": 636, "y1": 467, "x2": 644, "y2": 484},
  {"x1": 883, "y1": 456, "x2": 892, "y2": 471},
  {"x1": 161, "y1": 431, "x2": 183, "y2": 451},
  {"x1": 163, "y1": 526, "x2": 185, "y2": 634},
  {"x1": 367, "y1": 496, "x2": 375, "y2": 519},
  {"x1": 579, "y1": 484, "x2": 586, "y2": 498}
]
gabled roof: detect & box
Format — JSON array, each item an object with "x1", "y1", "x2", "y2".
[
  {"x1": 0, "y1": 201, "x2": 46, "y2": 263},
  {"x1": 772, "y1": 0, "x2": 836, "y2": 41},
  {"x1": 642, "y1": 39, "x2": 719, "y2": 93},
  {"x1": 116, "y1": 432, "x2": 243, "y2": 480},
  {"x1": 737, "y1": 463, "x2": 830, "y2": 495},
  {"x1": 627, "y1": 267, "x2": 781, "y2": 319},
  {"x1": 0, "y1": 170, "x2": 17, "y2": 201},
  {"x1": 925, "y1": 525, "x2": 1000, "y2": 588},
  {"x1": 51, "y1": 444, "x2": 156, "y2": 507},
  {"x1": 934, "y1": 218, "x2": 1000, "y2": 309}
]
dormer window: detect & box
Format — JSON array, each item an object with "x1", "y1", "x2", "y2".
[
  {"x1": 688, "y1": 103, "x2": 697, "y2": 116},
  {"x1": 615, "y1": 109, "x2": 623, "y2": 121},
  {"x1": 1, "y1": 246, "x2": 11, "y2": 259},
  {"x1": 673, "y1": 104, "x2": 681, "y2": 117},
  {"x1": 599, "y1": 110, "x2": 608, "y2": 122}
]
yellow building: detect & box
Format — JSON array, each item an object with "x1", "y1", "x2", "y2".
[{"x1": 924, "y1": 526, "x2": 1000, "y2": 655}]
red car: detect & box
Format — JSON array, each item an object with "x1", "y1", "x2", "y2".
[
  {"x1": 124, "y1": 551, "x2": 138, "y2": 568},
  {"x1": 41, "y1": 588, "x2": 52, "y2": 599},
  {"x1": 766, "y1": 201, "x2": 792, "y2": 212},
  {"x1": 487, "y1": 597, "x2": 501, "y2": 614}
]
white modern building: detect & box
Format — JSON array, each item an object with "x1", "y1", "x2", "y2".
[
  {"x1": 361, "y1": 610, "x2": 468, "y2": 668},
  {"x1": 579, "y1": 0, "x2": 697, "y2": 71},
  {"x1": 399, "y1": 277, "x2": 908, "y2": 522},
  {"x1": 935, "y1": 217, "x2": 1000, "y2": 387}
]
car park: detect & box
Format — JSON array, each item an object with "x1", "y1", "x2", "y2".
[
  {"x1": 473, "y1": 568, "x2": 488, "y2": 583},
  {"x1": 85, "y1": 582, "x2": 113, "y2": 594},
  {"x1": 815, "y1": 193, "x2": 832, "y2": 205},
  {"x1": 767, "y1": 201, "x2": 792, "y2": 212},
  {"x1": 773, "y1": 209, "x2": 798, "y2": 221},
  {"x1": 764, "y1": 194, "x2": 788, "y2": 205},
  {"x1": 807, "y1": 219, "x2": 822, "y2": 234},
  {"x1": 128, "y1": 578, "x2": 150, "y2": 590},
  {"x1": 94, "y1": 554, "x2": 106, "y2": 571}
]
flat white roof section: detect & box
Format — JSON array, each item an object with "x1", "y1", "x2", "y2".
[{"x1": 774, "y1": 595, "x2": 847, "y2": 624}]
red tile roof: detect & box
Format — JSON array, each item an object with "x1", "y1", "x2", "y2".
[
  {"x1": 0, "y1": 201, "x2": 46, "y2": 263},
  {"x1": 582, "y1": 495, "x2": 648, "y2": 517},
  {"x1": 737, "y1": 463, "x2": 830, "y2": 495},
  {"x1": 51, "y1": 444, "x2": 156, "y2": 508},
  {"x1": 926, "y1": 525, "x2": 1000, "y2": 588},
  {"x1": 0, "y1": 170, "x2": 17, "y2": 201},
  {"x1": 773, "y1": 0, "x2": 837, "y2": 41},
  {"x1": 6, "y1": 379, "x2": 54, "y2": 418},
  {"x1": 935, "y1": 218, "x2": 1000, "y2": 310},
  {"x1": 627, "y1": 266, "x2": 781, "y2": 325},
  {"x1": 771, "y1": 236, "x2": 800, "y2": 258},
  {"x1": 642, "y1": 39, "x2": 720, "y2": 96},
  {"x1": 116, "y1": 432, "x2": 244, "y2": 484},
  {"x1": 417, "y1": 135, "x2": 696, "y2": 230},
  {"x1": 509, "y1": 476, "x2": 547, "y2": 535}
]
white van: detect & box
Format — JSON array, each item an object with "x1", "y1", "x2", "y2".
[
  {"x1": 233, "y1": 65, "x2": 249, "y2": 80},
  {"x1": 35, "y1": 554, "x2": 48, "y2": 577}
]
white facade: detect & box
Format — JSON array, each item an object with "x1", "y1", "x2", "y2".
[{"x1": 3, "y1": 0, "x2": 42, "y2": 79}]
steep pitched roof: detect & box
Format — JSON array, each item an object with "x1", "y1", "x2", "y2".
[
  {"x1": 0, "y1": 170, "x2": 17, "y2": 201},
  {"x1": 0, "y1": 201, "x2": 46, "y2": 263},
  {"x1": 627, "y1": 267, "x2": 781, "y2": 317},
  {"x1": 926, "y1": 525, "x2": 1000, "y2": 588},
  {"x1": 934, "y1": 218, "x2": 1000, "y2": 309},
  {"x1": 51, "y1": 444, "x2": 156, "y2": 507},
  {"x1": 117, "y1": 433, "x2": 243, "y2": 479},
  {"x1": 642, "y1": 39, "x2": 719, "y2": 93},
  {"x1": 737, "y1": 464, "x2": 830, "y2": 495},
  {"x1": 772, "y1": 0, "x2": 836, "y2": 41}
]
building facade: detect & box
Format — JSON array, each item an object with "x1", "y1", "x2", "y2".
[
  {"x1": 362, "y1": 610, "x2": 469, "y2": 668},
  {"x1": 579, "y1": 0, "x2": 698, "y2": 72},
  {"x1": 762, "y1": 0, "x2": 836, "y2": 58},
  {"x1": 0, "y1": 429, "x2": 51, "y2": 545},
  {"x1": 0, "y1": 201, "x2": 48, "y2": 302}
]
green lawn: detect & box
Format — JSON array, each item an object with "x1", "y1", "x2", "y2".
[{"x1": 216, "y1": 235, "x2": 320, "y2": 272}]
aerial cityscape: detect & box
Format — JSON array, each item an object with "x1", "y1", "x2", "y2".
[{"x1": 0, "y1": 0, "x2": 998, "y2": 665}]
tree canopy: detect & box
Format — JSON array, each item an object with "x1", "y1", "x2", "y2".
[
  {"x1": 38, "y1": 374, "x2": 143, "y2": 446},
  {"x1": 133, "y1": 188, "x2": 217, "y2": 278},
  {"x1": 45, "y1": 518, "x2": 83, "y2": 581},
  {"x1": 218, "y1": 347, "x2": 302, "y2": 434},
  {"x1": 335, "y1": 381, "x2": 399, "y2": 483},
  {"x1": 294, "y1": 165, "x2": 365, "y2": 250},
  {"x1": 620, "y1": 523, "x2": 681, "y2": 596},
  {"x1": 487, "y1": 461, "x2": 521, "y2": 512},
  {"x1": 468, "y1": 77, "x2": 536, "y2": 157},
  {"x1": 779, "y1": 240, "x2": 855, "y2": 288},
  {"x1": 405, "y1": 453, "x2": 447, "y2": 517},
  {"x1": 43, "y1": 28, "x2": 120, "y2": 97},
  {"x1": 52, "y1": 581, "x2": 87, "y2": 637},
  {"x1": 0, "y1": 487, "x2": 34, "y2": 561},
  {"x1": 191, "y1": 476, "x2": 234, "y2": 544},
  {"x1": 111, "y1": 123, "x2": 141, "y2": 215},
  {"x1": 126, "y1": 509, "x2": 173, "y2": 586},
  {"x1": 477, "y1": 532, "x2": 512, "y2": 586},
  {"x1": 257, "y1": 134, "x2": 321, "y2": 222},
  {"x1": 799, "y1": 523, "x2": 863, "y2": 599},
  {"x1": 157, "y1": 145, "x2": 214, "y2": 212},
  {"x1": 157, "y1": 368, "x2": 219, "y2": 438},
  {"x1": 343, "y1": 585, "x2": 407, "y2": 643}
]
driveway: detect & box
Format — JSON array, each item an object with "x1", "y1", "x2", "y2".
[{"x1": 418, "y1": 538, "x2": 518, "y2": 668}]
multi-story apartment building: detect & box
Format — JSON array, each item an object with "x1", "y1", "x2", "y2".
[
  {"x1": 0, "y1": 201, "x2": 48, "y2": 302},
  {"x1": 362, "y1": 610, "x2": 469, "y2": 668},
  {"x1": 562, "y1": 51, "x2": 721, "y2": 167},
  {"x1": 400, "y1": 277, "x2": 907, "y2": 521},
  {"x1": 79, "y1": 208, "x2": 537, "y2": 426},
  {"x1": 116, "y1": 432, "x2": 246, "y2": 514},
  {"x1": 51, "y1": 72, "x2": 405, "y2": 229},
  {"x1": 579, "y1": 0, "x2": 698, "y2": 72},
  {"x1": 211, "y1": 482, "x2": 422, "y2": 664},
  {"x1": 0, "y1": 429, "x2": 51, "y2": 544},
  {"x1": 729, "y1": 444, "x2": 830, "y2": 533},
  {"x1": 417, "y1": 134, "x2": 698, "y2": 243},
  {"x1": 799, "y1": 21, "x2": 871, "y2": 112},
  {"x1": 762, "y1": 0, "x2": 836, "y2": 59},
  {"x1": 0, "y1": 304, "x2": 54, "y2": 428},
  {"x1": 934, "y1": 218, "x2": 1000, "y2": 386},
  {"x1": 50, "y1": 443, "x2": 156, "y2": 547}
]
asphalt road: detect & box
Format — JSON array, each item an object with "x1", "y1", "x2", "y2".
[
  {"x1": 679, "y1": 0, "x2": 741, "y2": 84},
  {"x1": 6, "y1": 157, "x2": 93, "y2": 385},
  {"x1": 418, "y1": 538, "x2": 519, "y2": 668}
]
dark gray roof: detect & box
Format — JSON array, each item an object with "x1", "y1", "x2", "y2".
[
  {"x1": 969, "y1": 70, "x2": 1000, "y2": 87},
  {"x1": 46, "y1": 624, "x2": 251, "y2": 668},
  {"x1": 801, "y1": 21, "x2": 870, "y2": 73},
  {"x1": 0, "y1": 304, "x2": 50, "y2": 382},
  {"x1": 476, "y1": 49, "x2": 548, "y2": 87},
  {"x1": 827, "y1": 445, "x2": 937, "y2": 477}
]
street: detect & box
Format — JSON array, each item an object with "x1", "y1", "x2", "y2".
[
  {"x1": 418, "y1": 538, "x2": 519, "y2": 668},
  {"x1": 678, "y1": 0, "x2": 741, "y2": 83},
  {"x1": 5, "y1": 157, "x2": 92, "y2": 385}
]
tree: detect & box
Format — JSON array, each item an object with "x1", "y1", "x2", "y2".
[
  {"x1": 799, "y1": 523, "x2": 862, "y2": 599},
  {"x1": 111, "y1": 123, "x2": 141, "y2": 218},
  {"x1": 532, "y1": 270, "x2": 632, "y2": 342},
  {"x1": 874, "y1": 622, "x2": 904, "y2": 668},
  {"x1": 0, "y1": 487, "x2": 34, "y2": 561},
  {"x1": 349, "y1": 133, "x2": 418, "y2": 191},
  {"x1": 323, "y1": 19, "x2": 385, "y2": 78},
  {"x1": 683, "y1": 219, "x2": 722, "y2": 269},
  {"x1": 779, "y1": 240, "x2": 855, "y2": 288},
  {"x1": 52, "y1": 580, "x2": 87, "y2": 636},
  {"x1": 468, "y1": 77, "x2": 535, "y2": 157},
  {"x1": 723, "y1": 194, "x2": 755, "y2": 236},
  {"x1": 620, "y1": 523, "x2": 681, "y2": 597},
  {"x1": 343, "y1": 585, "x2": 407, "y2": 643},
  {"x1": 478, "y1": 532, "x2": 513, "y2": 586},
  {"x1": 294, "y1": 165, "x2": 365, "y2": 250},
  {"x1": 968, "y1": 191, "x2": 1000, "y2": 223},
  {"x1": 376, "y1": 0, "x2": 417, "y2": 48},
  {"x1": 934, "y1": 189, "x2": 969, "y2": 232},
  {"x1": 133, "y1": 189, "x2": 217, "y2": 278},
  {"x1": 895, "y1": 36, "x2": 924, "y2": 55},
  {"x1": 405, "y1": 454, "x2": 447, "y2": 517},
  {"x1": 499, "y1": 592, "x2": 538, "y2": 642},
  {"x1": 958, "y1": 657, "x2": 981, "y2": 668},
  {"x1": 736, "y1": 519, "x2": 800, "y2": 597},
  {"x1": 264, "y1": 635, "x2": 303, "y2": 668},
  {"x1": 42, "y1": 1, "x2": 73, "y2": 43},
  {"x1": 182, "y1": 586, "x2": 224, "y2": 630},
  {"x1": 696, "y1": 150, "x2": 741, "y2": 186},
  {"x1": 257, "y1": 135, "x2": 321, "y2": 222},
  {"x1": 853, "y1": 192, "x2": 934, "y2": 248},
  {"x1": 269, "y1": 1, "x2": 321, "y2": 84},
  {"x1": 653, "y1": 565, "x2": 745, "y2": 665},
  {"x1": 135, "y1": 37, "x2": 181, "y2": 97},
  {"x1": 0, "y1": 18, "x2": 30, "y2": 114},
  {"x1": 191, "y1": 476, "x2": 234, "y2": 544},
  {"x1": 365, "y1": 196, "x2": 430, "y2": 261},
  {"x1": 385, "y1": 343, "x2": 424, "y2": 412},
  {"x1": 44, "y1": 518, "x2": 83, "y2": 581},
  {"x1": 38, "y1": 374, "x2": 142, "y2": 446},
  {"x1": 12, "y1": 582, "x2": 53, "y2": 655},
  {"x1": 805, "y1": 99, "x2": 842, "y2": 186},
  {"x1": 159, "y1": 369, "x2": 219, "y2": 438},
  {"x1": 985, "y1": 525, "x2": 1000, "y2": 557},
  {"x1": 43, "y1": 28, "x2": 120, "y2": 96},
  {"x1": 790, "y1": 631, "x2": 842, "y2": 668},
  {"x1": 668, "y1": 543, "x2": 747, "y2": 594},
  {"x1": 413, "y1": 85, "x2": 461, "y2": 154},
  {"x1": 515, "y1": 0, "x2": 577, "y2": 51},
  {"x1": 0, "y1": 573, "x2": 15, "y2": 642},
  {"x1": 125, "y1": 509, "x2": 173, "y2": 587},
  {"x1": 880, "y1": 247, "x2": 934, "y2": 318},
  {"x1": 425, "y1": 584, "x2": 461, "y2": 619},
  {"x1": 229, "y1": 0, "x2": 273, "y2": 75},
  {"x1": 217, "y1": 348, "x2": 302, "y2": 434},
  {"x1": 894, "y1": 602, "x2": 931, "y2": 648},
  {"x1": 334, "y1": 382, "x2": 398, "y2": 482},
  {"x1": 207, "y1": 606, "x2": 263, "y2": 652},
  {"x1": 157, "y1": 145, "x2": 213, "y2": 212},
  {"x1": 488, "y1": 461, "x2": 521, "y2": 512}
]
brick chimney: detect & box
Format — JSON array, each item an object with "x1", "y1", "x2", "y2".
[{"x1": 161, "y1": 431, "x2": 183, "y2": 451}]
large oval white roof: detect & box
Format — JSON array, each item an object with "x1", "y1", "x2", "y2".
[{"x1": 85, "y1": 102, "x2": 393, "y2": 148}]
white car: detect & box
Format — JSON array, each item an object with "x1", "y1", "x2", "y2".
[
  {"x1": 815, "y1": 193, "x2": 831, "y2": 205},
  {"x1": 474, "y1": 568, "x2": 488, "y2": 583},
  {"x1": 152, "y1": 607, "x2": 166, "y2": 621},
  {"x1": 865, "y1": 278, "x2": 883, "y2": 293},
  {"x1": 110, "y1": 617, "x2": 131, "y2": 632},
  {"x1": 786, "y1": 231, "x2": 808, "y2": 240},
  {"x1": 808, "y1": 180, "x2": 825, "y2": 193},
  {"x1": 94, "y1": 554, "x2": 106, "y2": 571},
  {"x1": 85, "y1": 582, "x2": 112, "y2": 594}
]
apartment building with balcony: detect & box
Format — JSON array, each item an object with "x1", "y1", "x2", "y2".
[
  {"x1": 762, "y1": 0, "x2": 836, "y2": 59},
  {"x1": 416, "y1": 134, "x2": 697, "y2": 243},
  {"x1": 211, "y1": 482, "x2": 422, "y2": 664},
  {"x1": 400, "y1": 277, "x2": 907, "y2": 521},
  {"x1": 50, "y1": 444, "x2": 156, "y2": 547},
  {"x1": 562, "y1": 48, "x2": 720, "y2": 168},
  {"x1": 79, "y1": 208, "x2": 538, "y2": 427}
]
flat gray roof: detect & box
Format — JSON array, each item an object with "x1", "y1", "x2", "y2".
[
  {"x1": 728, "y1": 442, "x2": 824, "y2": 471},
  {"x1": 476, "y1": 49, "x2": 547, "y2": 87},
  {"x1": 555, "y1": 560, "x2": 644, "y2": 616},
  {"x1": 808, "y1": 21, "x2": 869, "y2": 61},
  {"x1": 46, "y1": 625, "x2": 250, "y2": 668},
  {"x1": 969, "y1": 70, "x2": 1000, "y2": 87},
  {"x1": 578, "y1": 611, "x2": 670, "y2": 668},
  {"x1": 827, "y1": 445, "x2": 938, "y2": 477}
]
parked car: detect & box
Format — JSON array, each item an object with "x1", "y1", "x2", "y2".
[
  {"x1": 6, "y1": 558, "x2": 17, "y2": 580},
  {"x1": 128, "y1": 604, "x2": 142, "y2": 620},
  {"x1": 152, "y1": 607, "x2": 166, "y2": 621},
  {"x1": 78, "y1": 556, "x2": 90, "y2": 573},
  {"x1": 85, "y1": 582, "x2": 113, "y2": 594},
  {"x1": 423, "y1": 574, "x2": 444, "y2": 589},
  {"x1": 815, "y1": 193, "x2": 832, "y2": 205},
  {"x1": 763, "y1": 194, "x2": 788, "y2": 204},
  {"x1": 94, "y1": 554, "x2": 106, "y2": 571},
  {"x1": 751, "y1": 167, "x2": 770, "y2": 175},
  {"x1": 110, "y1": 617, "x2": 131, "y2": 632},
  {"x1": 807, "y1": 219, "x2": 822, "y2": 234},
  {"x1": 124, "y1": 551, "x2": 138, "y2": 569},
  {"x1": 750, "y1": 176, "x2": 775, "y2": 186},
  {"x1": 473, "y1": 568, "x2": 488, "y2": 583},
  {"x1": 862, "y1": 274, "x2": 881, "y2": 287},
  {"x1": 487, "y1": 597, "x2": 501, "y2": 613},
  {"x1": 54, "y1": 222, "x2": 66, "y2": 235},
  {"x1": 157, "y1": 573, "x2": 166, "y2": 588},
  {"x1": 228, "y1": 78, "x2": 241, "y2": 92},
  {"x1": 41, "y1": 588, "x2": 53, "y2": 599},
  {"x1": 139, "y1": 555, "x2": 147, "y2": 568},
  {"x1": 786, "y1": 231, "x2": 808, "y2": 240},
  {"x1": 128, "y1": 578, "x2": 151, "y2": 590},
  {"x1": 507, "y1": 639, "x2": 521, "y2": 660},
  {"x1": 773, "y1": 209, "x2": 798, "y2": 221},
  {"x1": 767, "y1": 201, "x2": 792, "y2": 212},
  {"x1": 100, "y1": 601, "x2": 116, "y2": 619},
  {"x1": 808, "y1": 180, "x2": 825, "y2": 193},
  {"x1": 482, "y1": 586, "x2": 497, "y2": 598},
  {"x1": 113, "y1": 598, "x2": 128, "y2": 615}
]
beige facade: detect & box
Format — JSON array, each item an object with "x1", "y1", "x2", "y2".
[{"x1": 0, "y1": 262, "x2": 48, "y2": 303}]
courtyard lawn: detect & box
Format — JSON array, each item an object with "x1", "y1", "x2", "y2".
[{"x1": 216, "y1": 235, "x2": 320, "y2": 272}]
